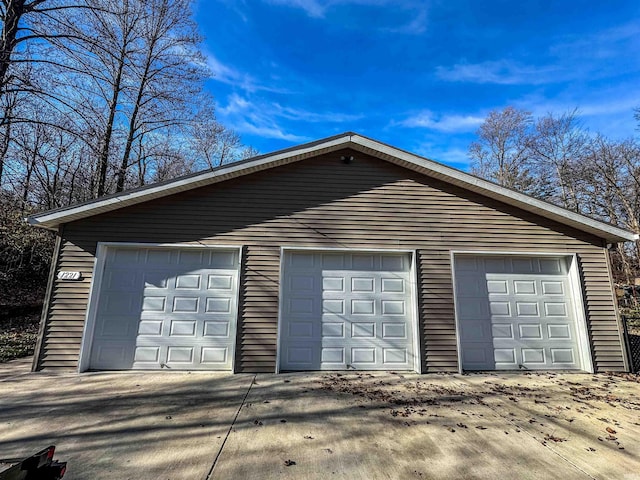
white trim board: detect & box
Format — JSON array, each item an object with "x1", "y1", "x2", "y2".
[
  {"x1": 78, "y1": 242, "x2": 243, "y2": 373},
  {"x1": 28, "y1": 132, "x2": 637, "y2": 243}
]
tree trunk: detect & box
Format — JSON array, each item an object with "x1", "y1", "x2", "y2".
[
  {"x1": 0, "y1": 114, "x2": 11, "y2": 185},
  {"x1": 96, "y1": 51, "x2": 126, "y2": 197},
  {"x1": 115, "y1": 53, "x2": 152, "y2": 192},
  {"x1": 21, "y1": 147, "x2": 36, "y2": 212},
  {"x1": 0, "y1": 0, "x2": 26, "y2": 97}
]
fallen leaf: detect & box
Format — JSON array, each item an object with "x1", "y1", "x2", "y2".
[{"x1": 544, "y1": 434, "x2": 567, "y2": 443}]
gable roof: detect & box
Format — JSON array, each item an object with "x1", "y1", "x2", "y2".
[{"x1": 27, "y1": 132, "x2": 637, "y2": 243}]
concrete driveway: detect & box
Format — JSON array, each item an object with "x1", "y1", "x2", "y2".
[{"x1": 1, "y1": 359, "x2": 639, "y2": 479}]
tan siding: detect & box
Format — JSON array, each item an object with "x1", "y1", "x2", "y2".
[
  {"x1": 36, "y1": 237, "x2": 95, "y2": 370},
  {"x1": 236, "y1": 246, "x2": 280, "y2": 373},
  {"x1": 36, "y1": 149, "x2": 626, "y2": 372}
]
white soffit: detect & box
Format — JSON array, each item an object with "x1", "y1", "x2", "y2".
[{"x1": 27, "y1": 132, "x2": 638, "y2": 243}]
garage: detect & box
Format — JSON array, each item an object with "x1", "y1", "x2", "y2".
[
  {"x1": 279, "y1": 250, "x2": 418, "y2": 371},
  {"x1": 453, "y1": 254, "x2": 591, "y2": 371},
  {"x1": 85, "y1": 246, "x2": 240, "y2": 371},
  {"x1": 29, "y1": 133, "x2": 634, "y2": 373}
]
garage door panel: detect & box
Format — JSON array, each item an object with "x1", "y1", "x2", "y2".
[
  {"x1": 461, "y1": 343, "x2": 494, "y2": 368},
  {"x1": 321, "y1": 347, "x2": 345, "y2": 364},
  {"x1": 321, "y1": 322, "x2": 345, "y2": 338},
  {"x1": 351, "y1": 299, "x2": 375, "y2": 315},
  {"x1": 542, "y1": 281, "x2": 565, "y2": 295},
  {"x1": 134, "y1": 345, "x2": 160, "y2": 363},
  {"x1": 489, "y1": 301, "x2": 511, "y2": 316},
  {"x1": 138, "y1": 320, "x2": 163, "y2": 336},
  {"x1": 89, "y1": 247, "x2": 239, "y2": 371},
  {"x1": 381, "y1": 277, "x2": 405, "y2": 293},
  {"x1": 455, "y1": 255, "x2": 583, "y2": 371},
  {"x1": 204, "y1": 297, "x2": 232, "y2": 314},
  {"x1": 351, "y1": 322, "x2": 375, "y2": 338},
  {"x1": 494, "y1": 347, "x2": 517, "y2": 365},
  {"x1": 208, "y1": 274, "x2": 234, "y2": 290},
  {"x1": 458, "y1": 300, "x2": 490, "y2": 319},
  {"x1": 322, "y1": 277, "x2": 344, "y2": 292},
  {"x1": 204, "y1": 321, "x2": 230, "y2": 337},
  {"x1": 491, "y1": 323, "x2": 514, "y2": 339},
  {"x1": 550, "y1": 348, "x2": 575, "y2": 365},
  {"x1": 175, "y1": 274, "x2": 201, "y2": 289},
  {"x1": 382, "y1": 322, "x2": 407, "y2": 339},
  {"x1": 201, "y1": 346, "x2": 228, "y2": 364},
  {"x1": 281, "y1": 251, "x2": 415, "y2": 371},
  {"x1": 518, "y1": 323, "x2": 543, "y2": 339},
  {"x1": 143, "y1": 272, "x2": 168, "y2": 289},
  {"x1": 460, "y1": 320, "x2": 492, "y2": 342},
  {"x1": 93, "y1": 343, "x2": 134, "y2": 369},
  {"x1": 288, "y1": 321, "x2": 315, "y2": 338},
  {"x1": 323, "y1": 299, "x2": 346, "y2": 314},
  {"x1": 513, "y1": 280, "x2": 536, "y2": 295},
  {"x1": 106, "y1": 270, "x2": 138, "y2": 289},
  {"x1": 286, "y1": 345, "x2": 315, "y2": 365},
  {"x1": 548, "y1": 324, "x2": 572, "y2": 339}
]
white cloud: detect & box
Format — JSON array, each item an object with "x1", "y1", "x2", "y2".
[
  {"x1": 267, "y1": 0, "x2": 326, "y2": 17},
  {"x1": 435, "y1": 60, "x2": 562, "y2": 85},
  {"x1": 398, "y1": 110, "x2": 483, "y2": 133},
  {"x1": 264, "y1": 0, "x2": 429, "y2": 34},
  {"x1": 383, "y1": 8, "x2": 428, "y2": 35},
  {"x1": 232, "y1": 121, "x2": 310, "y2": 142},
  {"x1": 205, "y1": 53, "x2": 290, "y2": 94},
  {"x1": 273, "y1": 104, "x2": 363, "y2": 123},
  {"x1": 218, "y1": 94, "x2": 361, "y2": 142},
  {"x1": 550, "y1": 22, "x2": 640, "y2": 62}
]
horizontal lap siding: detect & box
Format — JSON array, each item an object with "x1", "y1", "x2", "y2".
[
  {"x1": 38, "y1": 237, "x2": 95, "y2": 369},
  {"x1": 237, "y1": 246, "x2": 279, "y2": 372},
  {"x1": 36, "y1": 149, "x2": 625, "y2": 372}
]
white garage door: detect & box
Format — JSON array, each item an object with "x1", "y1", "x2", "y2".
[
  {"x1": 454, "y1": 255, "x2": 585, "y2": 371},
  {"x1": 280, "y1": 251, "x2": 416, "y2": 371},
  {"x1": 88, "y1": 247, "x2": 239, "y2": 370}
]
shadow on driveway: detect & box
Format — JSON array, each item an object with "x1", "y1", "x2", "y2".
[{"x1": 1, "y1": 360, "x2": 639, "y2": 479}]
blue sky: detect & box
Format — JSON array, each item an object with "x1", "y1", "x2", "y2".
[{"x1": 194, "y1": 0, "x2": 640, "y2": 169}]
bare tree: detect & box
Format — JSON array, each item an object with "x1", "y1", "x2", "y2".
[
  {"x1": 0, "y1": 0, "x2": 46, "y2": 98},
  {"x1": 1, "y1": 0, "x2": 251, "y2": 206},
  {"x1": 468, "y1": 106, "x2": 539, "y2": 194},
  {"x1": 115, "y1": 0, "x2": 204, "y2": 192},
  {"x1": 188, "y1": 99, "x2": 243, "y2": 170},
  {"x1": 528, "y1": 109, "x2": 589, "y2": 211}
]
